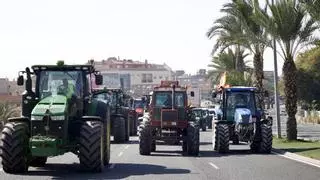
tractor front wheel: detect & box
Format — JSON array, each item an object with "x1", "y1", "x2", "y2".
[
  {"x1": 79, "y1": 121, "x2": 104, "y2": 172},
  {"x1": 113, "y1": 117, "x2": 126, "y2": 143},
  {"x1": 187, "y1": 123, "x2": 199, "y2": 156},
  {"x1": 0, "y1": 122, "x2": 29, "y2": 174},
  {"x1": 259, "y1": 124, "x2": 272, "y2": 153},
  {"x1": 216, "y1": 124, "x2": 229, "y2": 153},
  {"x1": 139, "y1": 123, "x2": 151, "y2": 155}
]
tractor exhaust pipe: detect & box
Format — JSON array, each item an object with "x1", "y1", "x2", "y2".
[{"x1": 172, "y1": 84, "x2": 176, "y2": 110}]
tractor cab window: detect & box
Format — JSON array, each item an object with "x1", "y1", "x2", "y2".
[
  {"x1": 154, "y1": 92, "x2": 185, "y2": 107},
  {"x1": 134, "y1": 100, "x2": 145, "y2": 108},
  {"x1": 38, "y1": 71, "x2": 83, "y2": 99},
  {"x1": 225, "y1": 91, "x2": 256, "y2": 120}
]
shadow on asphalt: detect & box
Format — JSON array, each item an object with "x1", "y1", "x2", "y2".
[
  {"x1": 23, "y1": 163, "x2": 190, "y2": 179},
  {"x1": 198, "y1": 149, "x2": 276, "y2": 158}
]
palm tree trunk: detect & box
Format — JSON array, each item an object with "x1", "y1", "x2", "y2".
[
  {"x1": 235, "y1": 45, "x2": 245, "y2": 73},
  {"x1": 283, "y1": 57, "x2": 298, "y2": 140},
  {"x1": 253, "y1": 52, "x2": 265, "y2": 110}
]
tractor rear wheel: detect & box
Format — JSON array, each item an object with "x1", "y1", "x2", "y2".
[
  {"x1": 79, "y1": 121, "x2": 104, "y2": 172},
  {"x1": 129, "y1": 115, "x2": 137, "y2": 136},
  {"x1": 0, "y1": 122, "x2": 29, "y2": 174},
  {"x1": 212, "y1": 123, "x2": 218, "y2": 150},
  {"x1": 202, "y1": 122, "x2": 207, "y2": 131},
  {"x1": 216, "y1": 124, "x2": 229, "y2": 153},
  {"x1": 187, "y1": 123, "x2": 199, "y2": 156},
  {"x1": 139, "y1": 123, "x2": 151, "y2": 155},
  {"x1": 151, "y1": 140, "x2": 156, "y2": 152},
  {"x1": 259, "y1": 124, "x2": 272, "y2": 153},
  {"x1": 113, "y1": 117, "x2": 126, "y2": 143},
  {"x1": 29, "y1": 157, "x2": 47, "y2": 167}
]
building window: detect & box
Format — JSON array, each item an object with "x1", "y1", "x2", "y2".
[{"x1": 142, "y1": 73, "x2": 153, "y2": 83}]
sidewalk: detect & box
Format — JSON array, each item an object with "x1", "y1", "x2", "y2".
[{"x1": 268, "y1": 107, "x2": 320, "y2": 141}]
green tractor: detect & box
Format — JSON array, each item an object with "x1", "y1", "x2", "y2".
[
  {"x1": 0, "y1": 62, "x2": 111, "y2": 173},
  {"x1": 92, "y1": 88, "x2": 134, "y2": 143}
]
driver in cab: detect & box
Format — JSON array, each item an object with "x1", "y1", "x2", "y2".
[{"x1": 58, "y1": 79, "x2": 76, "y2": 99}]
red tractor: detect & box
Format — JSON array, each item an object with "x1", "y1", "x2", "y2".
[{"x1": 138, "y1": 81, "x2": 199, "y2": 156}]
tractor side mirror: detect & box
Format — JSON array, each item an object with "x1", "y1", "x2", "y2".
[
  {"x1": 190, "y1": 91, "x2": 195, "y2": 97},
  {"x1": 95, "y1": 74, "x2": 103, "y2": 85},
  {"x1": 17, "y1": 75, "x2": 24, "y2": 86}
]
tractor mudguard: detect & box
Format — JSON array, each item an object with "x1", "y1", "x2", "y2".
[
  {"x1": 213, "y1": 120, "x2": 234, "y2": 125},
  {"x1": 8, "y1": 116, "x2": 30, "y2": 123},
  {"x1": 82, "y1": 116, "x2": 102, "y2": 122},
  {"x1": 260, "y1": 116, "x2": 273, "y2": 126},
  {"x1": 8, "y1": 117, "x2": 30, "y2": 128}
]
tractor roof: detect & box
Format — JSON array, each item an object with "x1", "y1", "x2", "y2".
[
  {"x1": 31, "y1": 65, "x2": 96, "y2": 74},
  {"x1": 225, "y1": 86, "x2": 256, "y2": 92}
]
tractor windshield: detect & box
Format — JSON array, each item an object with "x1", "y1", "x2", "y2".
[
  {"x1": 134, "y1": 100, "x2": 145, "y2": 108},
  {"x1": 154, "y1": 92, "x2": 185, "y2": 107},
  {"x1": 225, "y1": 91, "x2": 256, "y2": 118},
  {"x1": 38, "y1": 71, "x2": 83, "y2": 99}
]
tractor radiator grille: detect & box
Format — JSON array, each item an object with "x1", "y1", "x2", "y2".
[{"x1": 161, "y1": 110, "x2": 178, "y2": 121}]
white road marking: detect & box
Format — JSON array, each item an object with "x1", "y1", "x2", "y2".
[
  {"x1": 124, "y1": 145, "x2": 130, "y2": 149},
  {"x1": 118, "y1": 151, "x2": 123, "y2": 157},
  {"x1": 272, "y1": 151, "x2": 320, "y2": 168},
  {"x1": 109, "y1": 163, "x2": 116, "y2": 169},
  {"x1": 209, "y1": 162, "x2": 219, "y2": 169}
]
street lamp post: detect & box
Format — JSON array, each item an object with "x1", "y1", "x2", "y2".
[{"x1": 271, "y1": 0, "x2": 281, "y2": 138}]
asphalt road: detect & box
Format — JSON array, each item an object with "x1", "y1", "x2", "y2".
[{"x1": 1, "y1": 131, "x2": 320, "y2": 180}]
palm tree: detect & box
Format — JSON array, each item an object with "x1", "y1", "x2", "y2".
[
  {"x1": 222, "y1": 0, "x2": 270, "y2": 109},
  {"x1": 300, "y1": 0, "x2": 320, "y2": 22},
  {"x1": 253, "y1": 0, "x2": 318, "y2": 140},
  {"x1": 208, "y1": 48, "x2": 252, "y2": 85},
  {"x1": 206, "y1": 13, "x2": 246, "y2": 73}
]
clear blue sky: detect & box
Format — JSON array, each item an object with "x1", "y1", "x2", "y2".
[{"x1": 0, "y1": 0, "x2": 280, "y2": 80}]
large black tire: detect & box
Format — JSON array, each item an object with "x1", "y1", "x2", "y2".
[
  {"x1": 250, "y1": 140, "x2": 260, "y2": 153},
  {"x1": 139, "y1": 124, "x2": 151, "y2": 155},
  {"x1": 212, "y1": 123, "x2": 218, "y2": 150},
  {"x1": 151, "y1": 140, "x2": 156, "y2": 152},
  {"x1": 0, "y1": 122, "x2": 29, "y2": 174},
  {"x1": 187, "y1": 123, "x2": 199, "y2": 156},
  {"x1": 125, "y1": 118, "x2": 130, "y2": 142},
  {"x1": 182, "y1": 139, "x2": 187, "y2": 152},
  {"x1": 216, "y1": 124, "x2": 229, "y2": 153},
  {"x1": 29, "y1": 157, "x2": 47, "y2": 167},
  {"x1": 129, "y1": 115, "x2": 137, "y2": 136},
  {"x1": 259, "y1": 124, "x2": 272, "y2": 153},
  {"x1": 113, "y1": 117, "x2": 126, "y2": 143},
  {"x1": 202, "y1": 121, "x2": 207, "y2": 131},
  {"x1": 79, "y1": 121, "x2": 104, "y2": 172},
  {"x1": 207, "y1": 119, "x2": 212, "y2": 129},
  {"x1": 103, "y1": 111, "x2": 111, "y2": 166},
  {"x1": 232, "y1": 135, "x2": 240, "y2": 145}
]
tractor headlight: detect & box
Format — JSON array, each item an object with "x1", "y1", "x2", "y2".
[
  {"x1": 31, "y1": 116, "x2": 43, "y2": 120},
  {"x1": 196, "y1": 117, "x2": 200, "y2": 121},
  {"x1": 51, "y1": 115, "x2": 64, "y2": 120}
]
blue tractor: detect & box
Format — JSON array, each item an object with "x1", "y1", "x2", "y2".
[{"x1": 212, "y1": 86, "x2": 273, "y2": 153}]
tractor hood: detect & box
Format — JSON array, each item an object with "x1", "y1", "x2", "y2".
[
  {"x1": 234, "y1": 108, "x2": 252, "y2": 124},
  {"x1": 31, "y1": 95, "x2": 67, "y2": 116}
]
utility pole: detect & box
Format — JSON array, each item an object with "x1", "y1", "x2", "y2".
[{"x1": 272, "y1": 0, "x2": 281, "y2": 138}]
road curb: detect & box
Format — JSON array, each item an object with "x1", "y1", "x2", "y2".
[{"x1": 272, "y1": 148, "x2": 320, "y2": 168}]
